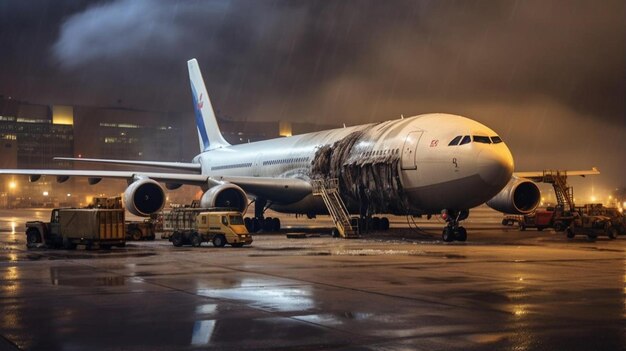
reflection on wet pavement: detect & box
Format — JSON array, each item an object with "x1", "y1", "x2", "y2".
[{"x1": 0, "y1": 208, "x2": 624, "y2": 350}]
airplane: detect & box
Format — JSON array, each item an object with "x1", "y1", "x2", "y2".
[{"x1": 0, "y1": 58, "x2": 599, "y2": 242}]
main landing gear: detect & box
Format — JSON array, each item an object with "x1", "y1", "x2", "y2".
[
  {"x1": 244, "y1": 198, "x2": 281, "y2": 233},
  {"x1": 441, "y1": 209, "x2": 468, "y2": 242}
]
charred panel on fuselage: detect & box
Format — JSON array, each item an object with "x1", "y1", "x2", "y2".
[{"x1": 310, "y1": 123, "x2": 412, "y2": 216}]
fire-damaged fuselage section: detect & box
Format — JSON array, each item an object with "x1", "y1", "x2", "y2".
[{"x1": 311, "y1": 129, "x2": 409, "y2": 216}]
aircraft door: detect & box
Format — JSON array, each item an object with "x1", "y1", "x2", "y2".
[{"x1": 401, "y1": 131, "x2": 423, "y2": 170}]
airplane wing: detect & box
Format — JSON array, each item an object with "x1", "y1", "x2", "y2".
[
  {"x1": 0, "y1": 169, "x2": 312, "y2": 203},
  {"x1": 514, "y1": 167, "x2": 600, "y2": 181},
  {"x1": 53, "y1": 157, "x2": 202, "y2": 173}
]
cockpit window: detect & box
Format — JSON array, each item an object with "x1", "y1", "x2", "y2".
[
  {"x1": 459, "y1": 135, "x2": 471, "y2": 145},
  {"x1": 448, "y1": 135, "x2": 462, "y2": 146},
  {"x1": 473, "y1": 136, "x2": 491, "y2": 144},
  {"x1": 491, "y1": 136, "x2": 503, "y2": 144}
]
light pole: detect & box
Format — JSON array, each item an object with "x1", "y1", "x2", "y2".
[{"x1": 8, "y1": 181, "x2": 16, "y2": 208}]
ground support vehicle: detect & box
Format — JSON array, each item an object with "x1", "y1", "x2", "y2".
[
  {"x1": 126, "y1": 219, "x2": 156, "y2": 241},
  {"x1": 502, "y1": 215, "x2": 522, "y2": 226},
  {"x1": 566, "y1": 214, "x2": 620, "y2": 240},
  {"x1": 517, "y1": 207, "x2": 573, "y2": 232},
  {"x1": 161, "y1": 208, "x2": 252, "y2": 247},
  {"x1": 565, "y1": 204, "x2": 624, "y2": 240},
  {"x1": 26, "y1": 208, "x2": 125, "y2": 249}
]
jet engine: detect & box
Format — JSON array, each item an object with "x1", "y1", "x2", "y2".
[
  {"x1": 124, "y1": 178, "x2": 166, "y2": 216},
  {"x1": 200, "y1": 183, "x2": 248, "y2": 212},
  {"x1": 486, "y1": 177, "x2": 540, "y2": 214}
]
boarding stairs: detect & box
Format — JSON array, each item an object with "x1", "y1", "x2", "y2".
[
  {"x1": 311, "y1": 179, "x2": 359, "y2": 238},
  {"x1": 539, "y1": 170, "x2": 575, "y2": 211}
]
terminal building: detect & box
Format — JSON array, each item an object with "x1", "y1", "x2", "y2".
[{"x1": 0, "y1": 95, "x2": 338, "y2": 208}]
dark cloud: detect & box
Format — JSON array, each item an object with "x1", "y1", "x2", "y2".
[{"x1": 0, "y1": 0, "x2": 624, "y2": 188}]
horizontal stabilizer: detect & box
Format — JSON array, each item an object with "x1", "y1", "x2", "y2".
[{"x1": 54, "y1": 157, "x2": 201, "y2": 173}]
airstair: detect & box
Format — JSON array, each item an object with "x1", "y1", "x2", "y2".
[
  {"x1": 311, "y1": 179, "x2": 359, "y2": 238},
  {"x1": 538, "y1": 170, "x2": 575, "y2": 211}
]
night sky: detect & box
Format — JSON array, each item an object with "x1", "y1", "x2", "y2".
[{"x1": 0, "y1": 0, "x2": 624, "y2": 196}]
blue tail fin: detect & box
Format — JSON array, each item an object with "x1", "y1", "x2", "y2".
[{"x1": 188, "y1": 58, "x2": 230, "y2": 151}]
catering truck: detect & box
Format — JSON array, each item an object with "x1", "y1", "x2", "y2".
[
  {"x1": 25, "y1": 208, "x2": 126, "y2": 249},
  {"x1": 161, "y1": 207, "x2": 252, "y2": 247}
]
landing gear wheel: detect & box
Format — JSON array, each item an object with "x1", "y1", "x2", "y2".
[
  {"x1": 190, "y1": 233, "x2": 202, "y2": 247},
  {"x1": 263, "y1": 217, "x2": 274, "y2": 232},
  {"x1": 212, "y1": 235, "x2": 226, "y2": 247},
  {"x1": 171, "y1": 232, "x2": 183, "y2": 247},
  {"x1": 331, "y1": 228, "x2": 340, "y2": 238},
  {"x1": 566, "y1": 228, "x2": 575, "y2": 239},
  {"x1": 252, "y1": 218, "x2": 260, "y2": 233},
  {"x1": 455, "y1": 227, "x2": 467, "y2": 242},
  {"x1": 442, "y1": 227, "x2": 455, "y2": 242},
  {"x1": 380, "y1": 217, "x2": 390, "y2": 231},
  {"x1": 272, "y1": 218, "x2": 281, "y2": 231},
  {"x1": 520, "y1": 224, "x2": 526, "y2": 231},
  {"x1": 607, "y1": 227, "x2": 618, "y2": 239},
  {"x1": 372, "y1": 217, "x2": 381, "y2": 231},
  {"x1": 587, "y1": 234, "x2": 597, "y2": 240},
  {"x1": 358, "y1": 218, "x2": 367, "y2": 234},
  {"x1": 130, "y1": 229, "x2": 142, "y2": 241}
]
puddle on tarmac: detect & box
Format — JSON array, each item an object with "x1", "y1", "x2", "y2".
[
  {"x1": 24, "y1": 252, "x2": 157, "y2": 261},
  {"x1": 49, "y1": 267, "x2": 126, "y2": 286},
  {"x1": 306, "y1": 252, "x2": 331, "y2": 256},
  {"x1": 257, "y1": 247, "x2": 307, "y2": 251},
  {"x1": 50, "y1": 275, "x2": 126, "y2": 287},
  {"x1": 584, "y1": 247, "x2": 622, "y2": 253}
]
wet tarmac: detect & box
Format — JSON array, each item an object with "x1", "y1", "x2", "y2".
[{"x1": 0, "y1": 208, "x2": 624, "y2": 350}]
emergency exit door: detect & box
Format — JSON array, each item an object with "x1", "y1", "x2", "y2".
[{"x1": 401, "y1": 131, "x2": 423, "y2": 170}]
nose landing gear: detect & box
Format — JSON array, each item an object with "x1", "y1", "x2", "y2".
[{"x1": 441, "y1": 209, "x2": 468, "y2": 242}]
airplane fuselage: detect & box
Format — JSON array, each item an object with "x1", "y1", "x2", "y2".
[{"x1": 192, "y1": 113, "x2": 514, "y2": 216}]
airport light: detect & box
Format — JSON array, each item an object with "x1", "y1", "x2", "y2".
[
  {"x1": 8, "y1": 181, "x2": 16, "y2": 190},
  {"x1": 42, "y1": 191, "x2": 49, "y2": 197},
  {"x1": 67, "y1": 193, "x2": 71, "y2": 197}
]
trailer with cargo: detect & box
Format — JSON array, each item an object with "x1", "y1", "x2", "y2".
[
  {"x1": 25, "y1": 208, "x2": 126, "y2": 249},
  {"x1": 160, "y1": 207, "x2": 252, "y2": 247}
]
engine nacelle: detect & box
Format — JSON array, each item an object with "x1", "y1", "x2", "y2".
[
  {"x1": 124, "y1": 178, "x2": 166, "y2": 216},
  {"x1": 200, "y1": 183, "x2": 248, "y2": 213},
  {"x1": 486, "y1": 177, "x2": 540, "y2": 214}
]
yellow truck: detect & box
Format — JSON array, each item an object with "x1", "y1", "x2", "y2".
[
  {"x1": 161, "y1": 208, "x2": 252, "y2": 247},
  {"x1": 26, "y1": 208, "x2": 126, "y2": 249}
]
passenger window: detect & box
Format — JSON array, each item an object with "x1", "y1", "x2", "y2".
[
  {"x1": 221, "y1": 216, "x2": 228, "y2": 225},
  {"x1": 473, "y1": 136, "x2": 491, "y2": 144},
  {"x1": 459, "y1": 135, "x2": 471, "y2": 145},
  {"x1": 448, "y1": 136, "x2": 462, "y2": 146},
  {"x1": 491, "y1": 136, "x2": 503, "y2": 144}
]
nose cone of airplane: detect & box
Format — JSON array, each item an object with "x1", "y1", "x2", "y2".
[{"x1": 477, "y1": 146, "x2": 514, "y2": 189}]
